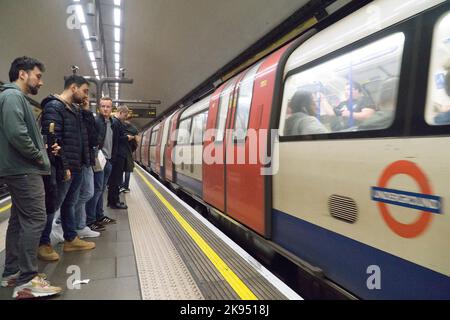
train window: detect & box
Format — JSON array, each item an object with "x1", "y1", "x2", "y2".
[
  {"x1": 216, "y1": 79, "x2": 236, "y2": 142},
  {"x1": 280, "y1": 32, "x2": 405, "y2": 137},
  {"x1": 191, "y1": 111, "x2": 208, "y2": 145},
  {"x1": 234, "y1": 61, "x2": 263, "y2": 141},
  {"x1": 150, "y1": 129, "x2": 159, "y2": 146},
  {"x1": 424, "y1": 11, "x2": 450, "y2": 126},
  {"x1": 177, "y1": 118, "x2": 192, "y2": 145}
]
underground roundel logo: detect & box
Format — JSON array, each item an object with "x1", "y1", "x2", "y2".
[{"x1": 371, "y1": 160, "x2": 442, "y2": 238}]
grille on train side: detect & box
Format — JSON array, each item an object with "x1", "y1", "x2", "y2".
[{"x1": 328, "y1": 195, "x2": 358, "y2": 223}]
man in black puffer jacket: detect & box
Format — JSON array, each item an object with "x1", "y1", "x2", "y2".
[
  {"x1": 38, "y1": 75, "x2": 95, "y2": 260},
  {"x1": 73, "y1": 97, "x2": 101, "y2": 239}
]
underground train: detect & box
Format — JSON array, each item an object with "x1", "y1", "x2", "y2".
[{"x1": 134, "y1": 0, "x2": 450, "y2": 299}]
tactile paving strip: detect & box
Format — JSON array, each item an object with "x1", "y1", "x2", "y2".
[
  {"x1": 133, "y1": 168, "x2": 289, "y2": 300},
  {"x1": 127, "y1": 176, "x2": 203, "y2": 300}
]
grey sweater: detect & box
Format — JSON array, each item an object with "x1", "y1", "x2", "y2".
[{"x1": 0, "y1": 83, "x2": 50, "y2": 176}]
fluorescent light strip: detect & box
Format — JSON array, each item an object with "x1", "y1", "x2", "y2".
[
  {"x1": 115, "y1": 62, "x2": 120, "y2": 70},
  {"x1": 115, "y1": 70, "x2": 120, "y2": 77},
  {"x1": 75, "y1": 5, "x2": 86, "y2": 24},
  {"x1": 115, "y1": 53, "x2": 120, "y2": 63},
  {"x1": 81, "y1": 25, "x2": 90, "y2": 40},
  {"x1": 114, "y1": 28, "x2": 121, "y2": 42},
  {"x1": 114, "y1": 7, "x2": 121, "y2": 26},
  {"x1": 85, "y1": 40, "x2": 93, "y2": 52},
  {"x1": 114, "y1": 0, "x2": 121, "y2": 6},
  {"x1": 92, "y1": 61, "x2": 98, "y2": 70},
  {"x1": 89, "y1": 52, "x2": 95, "y2": 61},
  {"x1": 115, "y1": 42, "x2": 120, "y2": 53}
]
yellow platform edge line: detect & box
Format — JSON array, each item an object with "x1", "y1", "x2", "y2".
[
  {"x1": 0, "y1": 203, "x2": 11, "y2": 213},
  {"x1": 135, "y1": 168, "x2": 258, "y2": 300}
]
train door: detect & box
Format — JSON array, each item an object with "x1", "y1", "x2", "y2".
[
  {"x1": 149, "y1": 124, "x2": 160, "y2": 173},
  {"x1": 155, "y1": 119, "x2": 166, "y2": 176},
  {"x1": 203, "y1": 78, "x2": 237, "y2": 211},
  {"x1": 165, "y1": 109, "x2": 184, "y2": 182},
  {"x1": 141, "y1": 128, "x2": 152, "y2": 169},
  {"x1": 159, "y1": 114, "x2": 174, "y2": 181},
  {"x1": 225, "y1": 49, "x2": 287, "y2": 237}
]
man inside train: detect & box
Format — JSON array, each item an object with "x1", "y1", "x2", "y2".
[
  {"x1": 358, "y1": 77, "x2": 399, "y2": 130},
  {"x1": 284, "y1": 90, "x2": 329, "y2": 136},
  {"x1": 323, "y1": 80, "x2": 378, "y2": 130},
  {"x1": 433, "y1": 59, "x2": 450, "y2": 125}
]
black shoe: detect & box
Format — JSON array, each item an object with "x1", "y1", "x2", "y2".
[
  {"x1": 97, "y1": 216, "x2": 117, "y2": 225},
  {"x1": 88, "y1": 222, "x2": 106, "y2": 231},
  {"x1": 109, "y1": 202, "x2": 128, "y2": 210}
]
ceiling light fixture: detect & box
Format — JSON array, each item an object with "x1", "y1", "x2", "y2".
[
  {"x1": 114, "y1": 42, "x2": 120, "y2": 53},
  {"x1": 85, "y1": 40, "x2": 93, "y2": 52},
  {"x1": 89, "y1": 52, "x2": 95, "y2": 61},
  {"x1": 114, "y1": 8, "x2": 121, "y2": 26},
  {"x1": 114, "y1": 28, "x2": 121, "y2": 42},
  {"x1": 75, "y1": 5, "x2": 86, "y2": 24},
  {"x1": 81, "y1": 25, "x2": 90, "y2": 40},
  {"x1": 115, "y1": 54, "x2": 120, "y2": 63},
  {"x1": 114, "y1": 0, "x2": 121, "y2": 6}
]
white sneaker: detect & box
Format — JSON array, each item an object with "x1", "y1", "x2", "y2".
[
  {"x1": 77, "y1": 226, "x2": 100, "y2": 239},
  {"x1": 12, "y1": 275, "x2": 61, "y2": 299},
  {"x1": 50, "y1": 222, "x2": 64, "y2": 245},
  {"x1": 1, "y1": 271, "x2": 20, "y2": 287}
]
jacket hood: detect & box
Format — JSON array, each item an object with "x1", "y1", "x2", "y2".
[{"x1": 0, "y1": 83, "x2": 21, "y2": 92}]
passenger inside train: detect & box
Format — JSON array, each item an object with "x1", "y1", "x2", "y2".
[
  {"x1": 432, "y1": 60, "x2": 450, "y2": 125},
  {"x1": 330, "y1": 81, "x2": 377, "y2": 129},
  {"x1": 283, "y1": 90, "x2": 329, "y2": 136},
  {"x1": 358, "y1": 77, "x2": 399, "y2": 130}
]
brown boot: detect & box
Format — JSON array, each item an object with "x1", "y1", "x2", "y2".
[
  {"x1": 37, "y1": 245, "x2": 60, "y2": 262},
  {"x1": 63, "y1": 236, "x2": 96, "y2": 252}
]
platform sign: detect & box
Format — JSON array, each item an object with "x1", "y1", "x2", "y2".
[{"x1": 113, "y1": 107, "x2": 157, "y2": 118}]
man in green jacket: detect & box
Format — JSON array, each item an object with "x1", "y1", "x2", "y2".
[{"x1": 0, "y1": 56, "x2": 61, "y2": 299}]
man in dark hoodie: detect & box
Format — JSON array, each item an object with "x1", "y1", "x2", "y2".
[
  {"x1": 0, "y1": 56, "x2": 61, "y2": 299},
  {"x1": 38, "y1": 75, "x2": 95, "y2": 260}
]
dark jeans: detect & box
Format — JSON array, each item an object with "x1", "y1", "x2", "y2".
[
  {"x1": 121, "y1": 171, "x2": 131, "y2": 189},
  {"x1": 2, "y1": 174, "x2": 46, "y2": 285},
  {"x1": 40, "y1": 171, "x2": 82, "y2": 243},
  {"x1": 86, "y1": 160, "x2": 112, "y2": 225},
  {"x1": 108, "y1": 156, "x2": 126, "y2": 205}
]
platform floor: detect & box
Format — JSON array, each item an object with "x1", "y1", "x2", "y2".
[{"x1": 0, "y1": 166, "x2": 301, "y2": 300}]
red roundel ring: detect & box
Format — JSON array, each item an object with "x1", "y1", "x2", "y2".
[{"x1": 377, "y1": 160, "x2": 433, "y2": 238}]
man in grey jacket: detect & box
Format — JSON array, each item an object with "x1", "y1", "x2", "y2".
[{"x1": 0, "y1": 56, "x2": 61, "y2": 299}]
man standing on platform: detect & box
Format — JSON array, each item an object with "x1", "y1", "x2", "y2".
[
  {"x1": 108, "y1": 105, "x2": 136, "y2": 209},
  {"x1": 0, "y1": 56, "x2": 61, "y2": 298},
  {"x1": 85, "y1": 97, "x2": 117, "y2": 230},
  {"x1": 38, "y1": 75, "x2": 96, "y2": 256}
]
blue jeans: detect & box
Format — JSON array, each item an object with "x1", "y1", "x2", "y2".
[
  {"x1": 75, "y1": 166, "x2": 94, "y2": 230},
  {"x1": 86, "y1": 160, "x2": 112, "y2": 225},
  {"x1": 40, "y1": 171, "x2": 82, "y2": 243}
]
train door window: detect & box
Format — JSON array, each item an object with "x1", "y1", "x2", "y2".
[
  {"x1": 216, "y1": 79, "x2": 236, "y2": 142},
  {"x1": 177, "y1": 118, "x2": 192, "y2": 145},
  {"x1": 150, "y1": 129, "x2": 159, "y2": 146},
  {"x1": 280, "y1": 32, "x2": 405, "y2": 137},
  {"x1": 191, "y1": 111, "x2": 208, "y2": 145},
  {"x1": 424, "y1": 11, "x2": 450, "y2": 126},
  {"x1": 233, "y1": 61, "x2": 263, "y2": 142}
]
